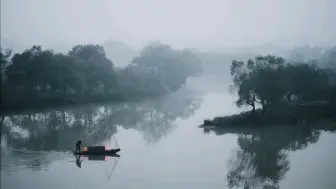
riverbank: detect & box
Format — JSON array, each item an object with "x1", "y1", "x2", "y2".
[
  {"x1": 201, "y1": 102, "x2": 335, "y2": 128},
  {"x1": 0, "y1": 91, "x2": 162, "y2": 115}
]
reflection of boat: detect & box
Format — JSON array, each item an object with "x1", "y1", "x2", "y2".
[
  {"x1": 74, "y1": 153, "x2": 120, "y2": 181},
  {"x1": 83, "y1": 154, "x2": 121, "y2": 161}
]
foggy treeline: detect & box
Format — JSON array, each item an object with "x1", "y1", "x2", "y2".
[
  {"x1": 1, "y1": 39, "x2": 336, "y2": 114},
  {"x1": 0, "y1": 41, "x2": 203, "y2": 112}
]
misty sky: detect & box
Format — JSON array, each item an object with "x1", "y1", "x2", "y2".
[{"x1": 1, "y1": 0, "x2": 335, "y2": 49}]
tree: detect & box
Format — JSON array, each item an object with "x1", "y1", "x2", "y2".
[
  {"x1": 229, "y1": 54, "x2": 333, "y2": 114},
  {"x1": 0, "y1": 48, "x2": 12, "y2": 74},
  {"x1": 48, "y1": 53, "x2": 84, "y2": 95},
  {"x1": 1, "y1": 42, "x2": 202, "y2": 112},
  {"x1": 229, "y1": 55, "x2": 286, "y2": 112},
  {"x1": 0, "y1": 48, "x2": 12, "y2": 89},
  {"x1": 68, "y1": 44, "x2": 118, "y2": 94},
  {"x1": 236, "y1": 78, "x2": 257, "y2": 112},
  {"x1": 126, "y1": 42, "x2": 201, "y2": 94},
  {"x1": 5, "y1": 46, "x2": 55, "y2": 95},
  {"x1": 283, "y1": 63, "x2": 329, "y2": 101},
  {"x1": 4, "y1": 45, "x2": 88, "y2": 97}
]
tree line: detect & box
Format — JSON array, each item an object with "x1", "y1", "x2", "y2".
[
  {"x1": 229, "y1": 53, "x2": 336, "y2": 116},
  {"x1": 0, "y1": 42, "x2": 203, "y2": 112}
]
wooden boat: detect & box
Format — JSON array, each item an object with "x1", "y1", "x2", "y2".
[
  {"x1": 73, "y1": 149, "x2": 120, "y2": 155},
  {"x1": 74, "y1": 134, "x2": 121, "y2": 156},
  {"x1": 73, "y1": 146, "x2": 120, "y2": 156}
]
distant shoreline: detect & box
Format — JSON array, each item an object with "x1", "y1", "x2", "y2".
[
  {"x1": 0, "y1": 92, "x2": 161, "y2": 116},
  {"x1": 201, "y1": 103, "x2": 335, "y2": 128}
]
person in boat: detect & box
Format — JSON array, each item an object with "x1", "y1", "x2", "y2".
[{"x1": 76, "y1": 139, "x2": 82, "y2": 153}]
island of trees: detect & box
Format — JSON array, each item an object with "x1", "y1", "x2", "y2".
[
  {"x1": 0, "y1": 42, "x2": 203, "y2": 113},
  {"x1": 203, "y1": 48, "x2": 336, "y2": 127}
]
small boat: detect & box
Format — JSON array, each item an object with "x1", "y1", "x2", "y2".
[
  {"x1": 74, "y1": 134, "x2": 121, "y2": 156},
  {"x1": 73, "y1": 146, "x2": 121, "y2": 156}
]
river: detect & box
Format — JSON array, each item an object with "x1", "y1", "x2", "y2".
[{"x1": 1, "y1": 76, "x2": 336, "y2": 189}]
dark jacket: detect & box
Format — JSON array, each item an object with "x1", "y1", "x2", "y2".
[{"x1": 76, "y1": 140, "x2": 82, "y2": 148}]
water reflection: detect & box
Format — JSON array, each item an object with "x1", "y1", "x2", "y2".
[
  {"x1": 75, "y1": 156, "x2": 82, "y2": 168},
  {"x1": 204, "y1": 122, "x2": 336, "y2": 189},
  {"x1": 73, "y1": 154, "x2": 120, "y2": 181},
  {"x1": 1, "y1": 87, "x2": 202, "y2": 173}
]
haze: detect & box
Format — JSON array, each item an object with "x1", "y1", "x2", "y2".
[{"x1": 1, "y1": 0, "x2": 335, "y2": 50}]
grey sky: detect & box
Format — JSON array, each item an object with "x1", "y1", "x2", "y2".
[{"x1": 1, "y1": 0, "x2": 335, "y2": 50}]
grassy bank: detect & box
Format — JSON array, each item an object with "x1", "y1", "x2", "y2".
[{"x1": 202, "y1": 102, "x2": 335, "y2": 127}]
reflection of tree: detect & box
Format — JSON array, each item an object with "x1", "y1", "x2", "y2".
[
  {"x1": 205, "y1": 123, "x2": 331, "y2": 189},
  {"x1": 123, "y1": 87, "x2": 203, "y2": 143},
  {"x1": 2, "y1": 87, "x2": 202, "y2": 152},
  {"x1": 1, "y1": 87, "x2": 201, "y2": 173}
]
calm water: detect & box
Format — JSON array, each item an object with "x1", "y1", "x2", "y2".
[{"x1": 1, "y1": 78, "x2": 336, "y2": 189}]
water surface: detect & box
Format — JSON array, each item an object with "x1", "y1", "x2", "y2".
[{"x1": 1, "y1": 79, "x2": 336, "y2": 189}]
